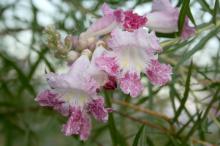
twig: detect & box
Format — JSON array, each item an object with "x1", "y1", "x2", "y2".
[
  {"x1": 112, "y1": 99, "x2": 171, "y2": 123},
  {"x1": 191, "y1": 138, "x2": 217, "y2": 146},
  {"x1": 113, "y1": 110, "x2": 171, "y2": 134}
]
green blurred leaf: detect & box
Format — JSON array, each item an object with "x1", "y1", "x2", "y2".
[
  {"x1": 176, "y1": 26, "x2": 220, "y2": 69},
  {"x1": 173, "y1": 61, "x2": 193, "y2": 123},
  {"x1": 178, "y1": 0, "x2": 190, "y2": 34},
  {"x1": 197, "y1": 0, "x2": 213, "y2": 14},
  {"x1": 187, "y1": 8, "x2": 196, "y2": 26},
  {"x1": 0, "y1": 53, "x2": 35, "y2": 96},
  {"x1": 213, "y1": 0, "x2": 220, "y2": 24},
  {"x1": 104, "y1": 91, "x2": 127, "y2": 146},
  {"x1": 146, "y1": 136, "x2": 155, "y2": 146},
  {"x1": 132, "y1": 125, "x2": 144, "y2": 146}
]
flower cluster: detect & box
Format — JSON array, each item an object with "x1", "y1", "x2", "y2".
[{"x1": 36, "y1": 1, "x2": 195, "y2": 140}]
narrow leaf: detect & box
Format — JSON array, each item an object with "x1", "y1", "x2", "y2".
[
  {"x1": 213, "y1": 0, "x2": 220, "y2": 24},
  {"x1": 197, "y1": 0, "x2": 213, "y2": 14},
  {"x1": 146, "y1": 136, "x2": 155, "y2": 146},
  {"x1": 178, "y1": 0, "x2": 190, "y2": 34},
  {"x1": 104, "y1": 91, "x2": 127, "y2": 146},
  {"x1": 132, "y1": 125, "x2": 145, "y2": 146},
  {"x1": 176, "y1": 27, "x2": 220, "y2": 69},
  {"x1": 187, "y1": 8, "x2": 196, "y2": 26},
  {"x1": 173, "y1": 61, "x2": 193, "y2": 123}
]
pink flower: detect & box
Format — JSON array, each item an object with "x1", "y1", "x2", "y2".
[
  {"x1": 95, "y1": 28, "x2": 169, "y2": 97},
  {"x1": 35, "y1": 50, "x2": 110, "y2": 140},
  {"x1": 146, "y1": 60, "x2": 172, "y2": 86},
  {"x1": 146, "y1": 0, "x2": 195, "y2": 39},
  {"x1": 81, "y1": 3, "x2": 147, "y2": 39}
]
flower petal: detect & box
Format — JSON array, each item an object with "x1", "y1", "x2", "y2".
[
  {"x1": 146, "y1": 60, "x2": 172, "y2": 86},
  {"x1": 121, "y1": 10, "x2": 147, "y2": 31},
  {"x1": 101, "y1": 3, "x2": 114, "y2": 15},
  {"x1": 79, "y1": 113, "x2": 91, "y2": 141},
  {"x1": 62, "y1": 107, "x2": 82, "y2": 136},
  {"x1": 119, "y1": 72, "x2": 144, "y2": 97},
  {"x1": 87, "y1": 97, "x2": 109, "y2": 122},
  {"x1": 146, "y1": 31, "x2": 162, "y2": 53},
  {"x1": 146, "y1": 11, "x2": 178, "y2": 33},
  {"x1": 62, "y1": 107, "x2": 91, "y2": 140},
  {"x1": 89, "y1": 46, "x2": 108, "y2": 86},
  {"x1": 108, "y1": 28, "x2": 150, "y2": 51},
  {"x1": 95, "y1": 53, "x2": 119, "y2": 76},
  {"x1": 152, "y1": 0, "x2": 174, "y2": 12},
  {"x1": 87, "y1": 15, "x2": 116, "y2": 34},
  {"x1": 35, "y1": 90, "x2": 60, "y2": 107},
  {"x1": 181, "y1": 17, "x2": 195, "y2": 39}
]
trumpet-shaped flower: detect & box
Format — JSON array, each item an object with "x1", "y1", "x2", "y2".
[
  {"x1": 80, "y1": 3, "x2": 147, "y2": 42},
  {"x1": 35, "y1": 48, "x2": 110, "y2": 140},
  {"x1": 95, "y1": 28, "x2": 171, "y2": 97},
  {"x1": 146, "y1": 0, "x2": 195, "y2": 39}
]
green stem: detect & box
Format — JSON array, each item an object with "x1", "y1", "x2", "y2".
[
  {"x1": 160, "y1": 19, "x2": 220, "y2": 48},
  {"x1": 104, "y1": 90, "x2": 119, "y2": 146}
]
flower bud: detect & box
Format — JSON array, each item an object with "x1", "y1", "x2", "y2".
[
  {"x1": 103, "y1": 76, "x2": 117, "y2": 90},
  {"x1": 67, "y1": 50, "x2": 79, "y2": 62},
  {"x1": 81, "y1": 49, "x2": 92, "y2": 58}
]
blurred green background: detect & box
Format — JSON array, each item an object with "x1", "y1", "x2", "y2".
[{"x1": 0, "y1": 0, "x2": 220, "y2": 146}]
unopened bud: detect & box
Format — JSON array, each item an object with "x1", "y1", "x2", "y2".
[
  {"x1": 103, "y1": 76, "x2": 117, "y2": 90},
  {"x1": 81, "y1": 49, "x2": 92, "y2": 57},
  {"x1": 67, "y1": 50, "x2": 79, "y2": 62},
  {"x1": 64, "y1": 35, "x2": 73, "y2": 51},
  {"x1": 96, "y1": 40, "x2": 106, "y2": 47},
  {"x1": 72, "y1": 36, "x2": 79, "y2": 49}
]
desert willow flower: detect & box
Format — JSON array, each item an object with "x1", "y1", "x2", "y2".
[
  {"x1": 35, "y1": 48, "x2": 110, "y2": 140},
  {"x1": 77, "y1": 3, "x2": 147, "y2": 50},
  {"x1": 95, "y1": 28, "x2": 172, "y2": 97},
  {"x1": 146, "y1": 0, "x2": 195, "y2": 39}
]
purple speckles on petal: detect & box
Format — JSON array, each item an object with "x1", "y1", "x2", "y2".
[
  {"x1": 87, "y1": 97, "x2": 109, "y2": 122},
  {"x1": 35, "y1": 90, "x2": 61, "y2": 107},
  {"x1": 62, "y1": 107, "x2": 91, "y2": 141},
  {"x1": 95, "y1": 54, "x2": 119, "y2": 76},
  {"x1": 119, "y1": 72, "x2": 144, "y2": 97},
  {"x1": 146, "y1": 60, "x2": 172, "y2": 86}
]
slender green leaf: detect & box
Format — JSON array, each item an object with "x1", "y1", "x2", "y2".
[
  {"x1": 104, "y1": 91, "x2": 127, "y2": 146},
  {"x1": 184, "y1": 88, "x2": 220, "y2": 140},
  {"x1": 173, "y1": 61, "x2": 193, "y2": 123},
  {"x1": 197, "y1": 0, "x2": 213, "y2": 14},
  {"x1": 187, "y1": 8, "x2": 196, "y2": 26},
  {"x1": 213, "y1": 0, "x2": 220, "y2": 24},
  {"x1": 104, "y1": 91, "x2": 118, "y2": 146},
  {"x1": 132, "y1": 125, "x2": 145, "y2": 146},
  {"x1": 178, "y1": 0, "x2": 190, "y2": 34},
  {"x1": 176, "y1": 112, "x2": 200, "y2": 136},
  {"x1": 0, "y1": 53, "x2": 35, "y2": 95},
  {"x1": 146, "y1": 136, "x2": 155, "y2": 146},
  {"x1": 176, "y1": 27, "x2": 220, "y2": 69}
]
